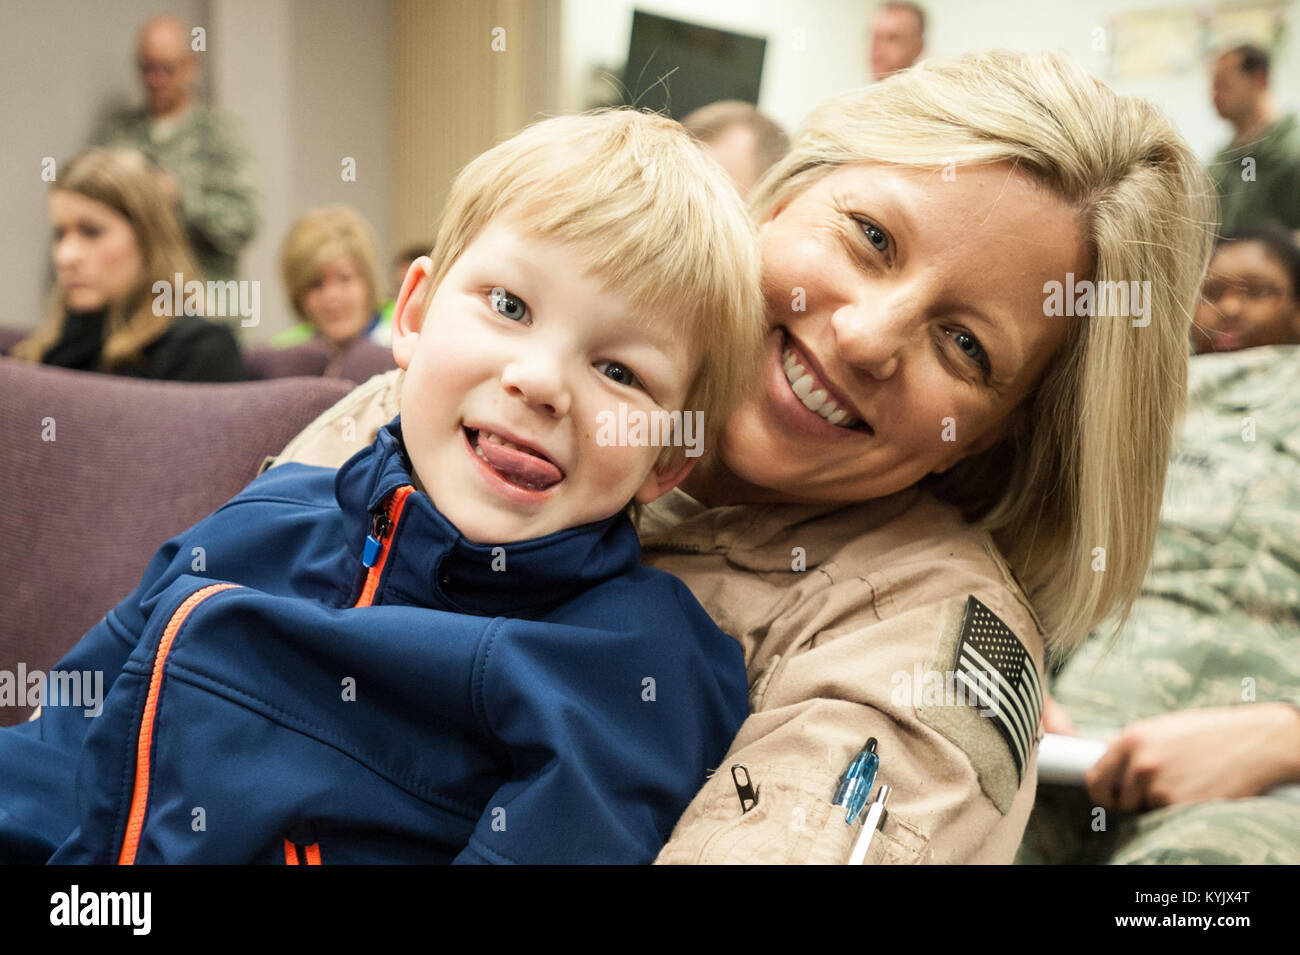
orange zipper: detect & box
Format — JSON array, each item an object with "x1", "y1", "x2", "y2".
[
  {"x1": 117, "y1": 582, "x2": 241, "y2": 865},
  {"x1": 355, "y1": 485, "x2": 414, "y2": 608},
  {"x1": 117, "y1": 485, "x2": 413, "y2": 864},
  {"x1": 284, "y1": 839, "x2": 322, "y2": 864}
]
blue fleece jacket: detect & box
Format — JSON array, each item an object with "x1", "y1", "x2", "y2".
[{"x1": 0, "y1": 418, "x2": 748, "y2": 864}]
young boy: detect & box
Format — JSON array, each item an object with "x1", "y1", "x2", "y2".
[{"x1": 0, "y1": 110, "x2": 764, "y2": 864}]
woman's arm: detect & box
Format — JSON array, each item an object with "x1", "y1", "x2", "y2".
[{"x1": 646, "y1": 526, "x2": 1047, "y2": 865}]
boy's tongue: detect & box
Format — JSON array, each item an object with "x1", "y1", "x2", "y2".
[{"x1": 476, "y1": 434, "x2": 563, "y2": 490}]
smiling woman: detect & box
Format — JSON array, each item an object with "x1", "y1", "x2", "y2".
[{"x1": 272, "y1": 49, "x2": 1217, "y2": 864}]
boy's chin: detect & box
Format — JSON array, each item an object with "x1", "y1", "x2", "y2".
[{"x1": 435, "y1": 497, "x2": 631, "y2": 545}]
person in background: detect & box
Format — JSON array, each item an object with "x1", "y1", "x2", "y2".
[
  {"x1": 1192, "y1": 224, "x2": 1300, "y2": 354},
  {"x1": 92, "y1": 14, "x2": 260, "y2": 282},
  {"x1": 1207, "y1": 43, "x2": 1300, "y2": 237},
  {"x1": 1018, "y1": 228, "x2": 1300, "y2": 865},
  {"x1": 868, "y1": 1, "x2": 926, "y2": 82},
  {"x1": 374, "y1": 243, "x2": 431, "y2": 347},
  {"x1": 273, "y1": 206, "x2": 385, "y2": 351},
  {"x1": 10, "y1": 148, "x2": 244, "y2": 382},
  {"x1": 679, "y1": 101, "x2": 789, "y2": 200}
]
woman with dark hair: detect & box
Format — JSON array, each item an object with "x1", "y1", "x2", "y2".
[{"x1": 1192, "y1": 223, "x2": 1300, "y2": 354}]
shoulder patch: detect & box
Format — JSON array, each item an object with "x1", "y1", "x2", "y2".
[{"x1": 914, "y1": 595, "x2": 1042, "y2": 814}]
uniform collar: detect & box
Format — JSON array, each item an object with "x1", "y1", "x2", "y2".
[
  {"x1": 638, "y1": 485, "x2": 921, "y2": 572},
  {"x1": 335, "y1": 417, "x2": 641, "y2": 616}
]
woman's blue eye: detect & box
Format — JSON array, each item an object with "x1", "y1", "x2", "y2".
[
  {"x1": 490, "y1": 287, "x2": 528, "y2": 323},
  {"x1": 595, "y1": 360, "x2": 640, "y2": 389},
  {"x1": 859, "y1": 219, "x2": 889, "y2": 253},
  {"x1": 948, "y1": 329, "x2": 992, "y2": 377}
]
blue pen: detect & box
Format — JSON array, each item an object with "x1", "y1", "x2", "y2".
[{"x1": 832, "y1": 738, "x2": 879, "y2": 824}]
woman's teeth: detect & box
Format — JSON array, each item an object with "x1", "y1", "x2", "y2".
[{"x1": 782, "y1": 348, "x2": 860, "y2": 428}]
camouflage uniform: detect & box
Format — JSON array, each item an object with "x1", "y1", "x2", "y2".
[
  {"x1": 1019, "y1": 344, "x2": 1300, "y2": 864},
  {"x1": 92, "y1": 105, "x2": 261, "y2": 282}
]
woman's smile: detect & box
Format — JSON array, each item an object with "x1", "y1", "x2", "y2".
[{"x1": 765, "y1": 327, "x2": 873, "y2": 440}]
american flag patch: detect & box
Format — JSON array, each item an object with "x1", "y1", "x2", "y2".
[{"x1": 953, "y1": 596, "x2": 1042, "y2": 780}]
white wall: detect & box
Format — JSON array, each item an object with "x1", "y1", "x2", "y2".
[
  {"x1": 0, "y1": 0, "x2": 390, "y2": 342},
  {"x1": 924, "y1": 0, "x2": 1299, "y2": 161},
  {"x1": 561, "y1": 0, "x2": 1300, "y2": 160},
  {"x1": 0, "y1": 0, "x2": 209, "y2": 335}
]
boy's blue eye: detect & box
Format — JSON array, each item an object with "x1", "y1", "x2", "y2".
[
  {"x1": 595, "y1": 360, "x2": 640, "y2": 389},
  {"x1": 490, "y1": 287, "x2": 529, "y2": 323}
]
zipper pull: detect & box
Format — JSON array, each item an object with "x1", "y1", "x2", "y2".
[{"x1": 362, "y1": 506, "x2": 392, "y2": 567}]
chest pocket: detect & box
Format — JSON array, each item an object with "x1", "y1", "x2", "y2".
[{"x1": 663, "y1": 761, "x2": 923, "y2": 865}]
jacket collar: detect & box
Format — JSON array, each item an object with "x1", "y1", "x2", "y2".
[{"x1": 335, "y1": 417, "x2": 642, "y2": 617}]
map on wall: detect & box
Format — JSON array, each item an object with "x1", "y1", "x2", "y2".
[{"x1": 1106, "y1": 0, "x2": 1289, "y2": 80}]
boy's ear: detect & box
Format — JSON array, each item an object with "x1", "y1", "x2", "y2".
[
  {"x1": 391, "y1": 256, "x2": 434, "y2": 371},
  {"x1": 633, "y1": 457, "x2": 697, "y2": 505}
]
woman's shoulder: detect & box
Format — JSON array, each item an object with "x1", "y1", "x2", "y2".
[
  {"x1": 144, "y1": 316, "x2": 245, "y2": 382},
  {"x1": 833, "y1": 491, "x2": 1044, "y2": 641}
]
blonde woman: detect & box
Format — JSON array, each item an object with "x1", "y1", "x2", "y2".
[
  {"x1": 274, "y1": 206, "x2": 386, "y2": 350},
  {"x1": 275, "y1": 49, "x2": 1217, "y2": 863},
  {"x1": 12, "y1": 148, "x2": 244, "y2": 381}
]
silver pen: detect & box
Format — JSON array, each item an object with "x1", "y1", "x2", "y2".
[{"x1": 848, "y1": 784, "x2": 890, "y2": 865}]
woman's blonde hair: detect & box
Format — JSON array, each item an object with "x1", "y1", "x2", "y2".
[
  {"x1": 419, "y1": 108, "x2": 765, "y2": 472},
  {"x1": 750, "y1": 50, "x2": 1216, "y2": 656},
  {"x1": 13, "y1": 147, "x2": 201, "y2": 370},
  {"x1": 280, "y1": 205, "x2": 382, "y2": 324}
]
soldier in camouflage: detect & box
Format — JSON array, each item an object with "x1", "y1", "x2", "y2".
[
  {"x1": 1019, "y1": 229, "x2": 1300, "y2": 864},
  {"x1": 92, "y1": 15, "x2": 260, "y2": 283}
]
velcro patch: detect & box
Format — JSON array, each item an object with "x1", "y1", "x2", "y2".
[
  {"x1": 914, "y1": 595, "x2": 1042, "y2": 814},
  {"x1": 955, "y1": 596, "x2": 1043, "y2": 781}
]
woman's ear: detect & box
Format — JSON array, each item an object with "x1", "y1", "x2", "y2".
[{"x1": 391, "y1": 256, "x2": 433, "y2": 371}]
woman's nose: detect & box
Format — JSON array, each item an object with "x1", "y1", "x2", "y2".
[
  {"x1": 52, "y1": 236, "x2": 79, "y2": 271},
  {"x1": 828, "y1": 297, "x2": 912, "y2": 381},
  {"x1": 499, "y1": 356, "x2": 571, "y2": 418}
]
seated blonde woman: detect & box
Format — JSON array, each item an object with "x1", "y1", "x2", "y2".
[
  {"x1": 273, "y1": 206, "x2": 387, "y2": 351},
  {"x1": 12, "y1": 147, "x2": 244, "y2": 381},
  {"x1": 274, "y1": 49, "x2": 1215, "y2": 864}
]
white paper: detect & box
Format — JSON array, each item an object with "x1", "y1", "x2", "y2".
[{"x1": 1036, "y1": 733, "x2": 1107, "y2": 785}]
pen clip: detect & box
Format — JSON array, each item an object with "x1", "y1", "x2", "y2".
[{"x1": 731, "y1": 764, "x2": 759, "y2": 814}]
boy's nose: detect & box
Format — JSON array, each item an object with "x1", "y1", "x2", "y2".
[{"x1": 499, "y1": 358, "x2": 571, "y2": 418}]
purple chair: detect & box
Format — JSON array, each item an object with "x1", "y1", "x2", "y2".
[
  {"x1": 331, "y1": 337, "x2": 397, "y2": 384},
  {"x1": 0, "y1": 327, "x2": 27, "y2": 356},
  {"x1": 0, "y1": 357, "x2": 356, "y2": 724},
  {"x1": 242, "y1": 339, "x2": 335, "y2": 380}
]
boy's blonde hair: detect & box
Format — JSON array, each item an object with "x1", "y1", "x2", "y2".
[
  {"x1": 13, "y1": 147, "x2": 201, "y2": 370},
  {"x1": 419, "y1": 108, "x2": 764, "y2": 471},
  {"x1": 280, "y1": 205, "x2": 382, "y2": 324},
  {"x1": 750, "y1": 50, "x2": 1216, "y2": 656}
]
